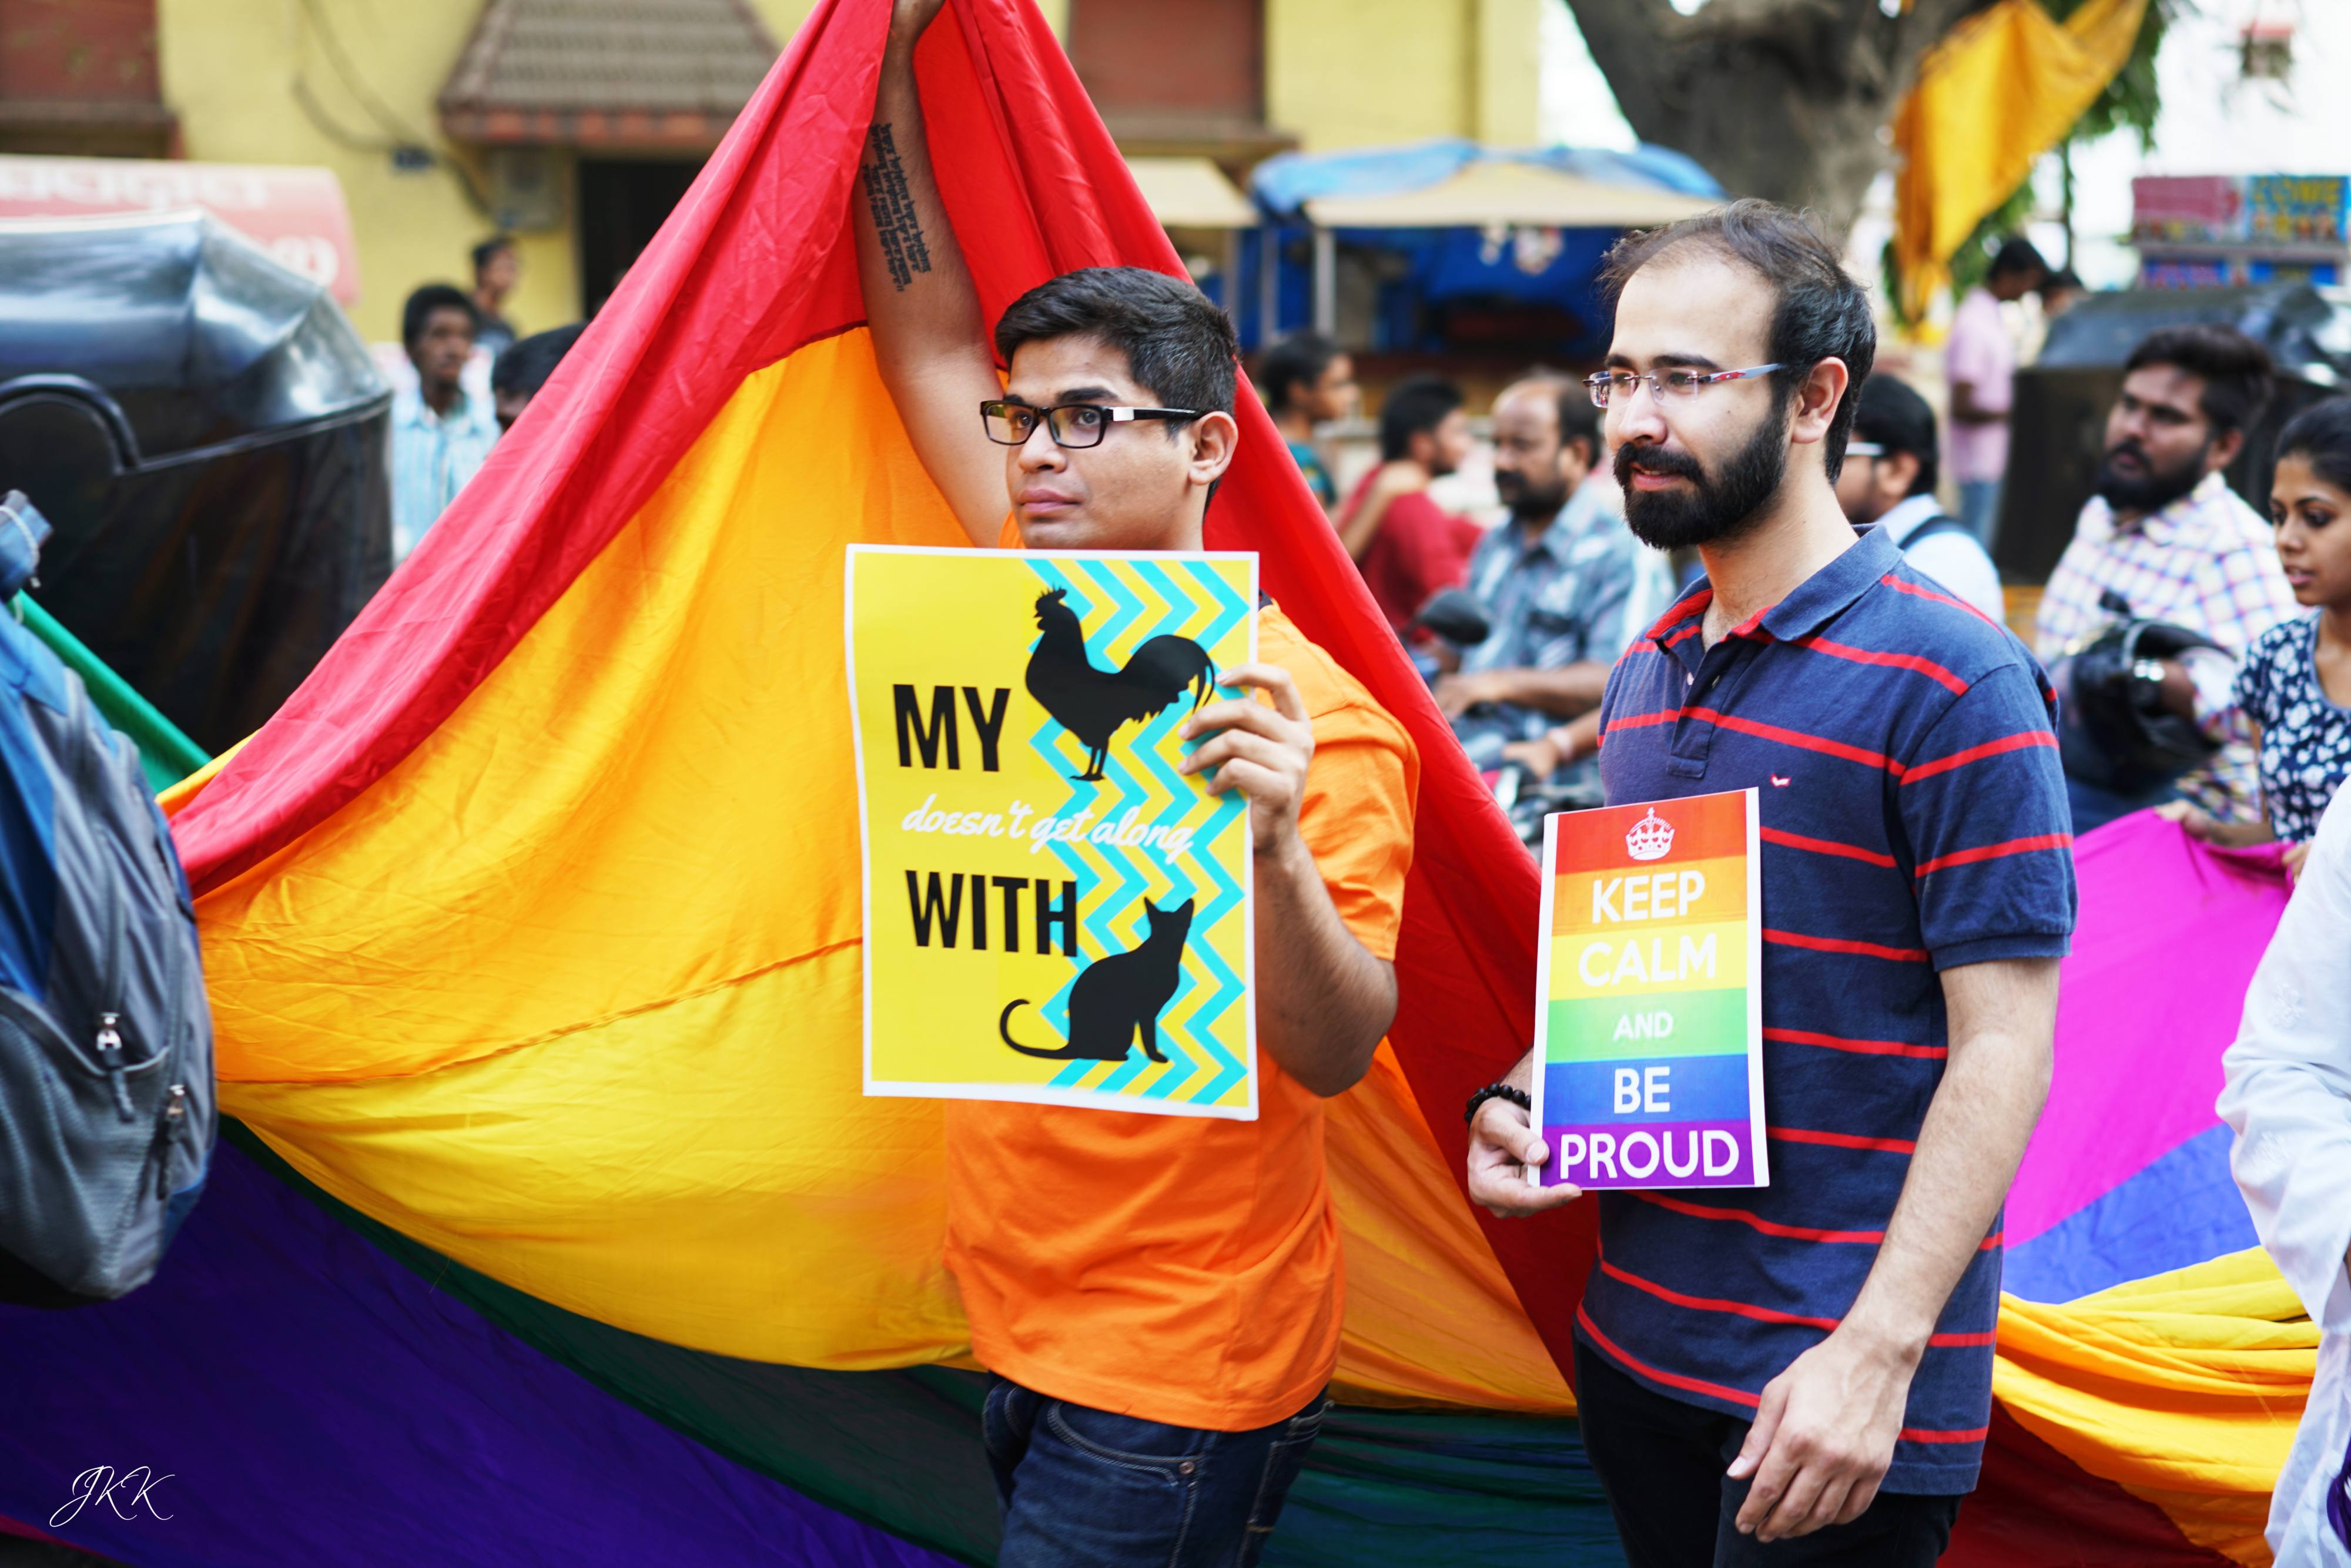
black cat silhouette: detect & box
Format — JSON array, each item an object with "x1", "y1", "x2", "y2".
[
  {"x1": 999, "y1": 897, "x2": 1195, "y2": 1062},
  {"x1": 1026, "y1": 589, "x2": 1216, "y2": 781}
]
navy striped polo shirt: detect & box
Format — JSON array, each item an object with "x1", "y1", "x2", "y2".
[{"x1": 1580, "y1": 523, "x2": 2076, "y2": 1495}]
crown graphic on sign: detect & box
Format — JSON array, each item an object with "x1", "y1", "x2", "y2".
[{"x1": 1625, "y1": 808, "x2": 1675, "y2": 862}]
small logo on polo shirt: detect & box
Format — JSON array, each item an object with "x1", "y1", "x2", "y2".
[
  {"x1": 1771, "y1": 775, "x2": 1791, "y2": 788},
  {"x1": 1625, "y1": 808, "x2": 1674, "y2": 862}
]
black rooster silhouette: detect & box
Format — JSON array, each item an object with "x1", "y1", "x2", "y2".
[{"x1": 1026, "y1": 588, "x2": 1215, "y2": 781}]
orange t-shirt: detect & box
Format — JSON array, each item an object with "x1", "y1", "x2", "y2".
[{"x1": 943, "y1": 553, "x2": 1418, "y2": 1431}]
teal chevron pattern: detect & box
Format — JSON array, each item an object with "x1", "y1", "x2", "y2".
[{"x1": 1023, "y1": 556, "x2": 1255, "y2": 1111}]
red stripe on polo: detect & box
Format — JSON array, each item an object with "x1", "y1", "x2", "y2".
[
  {"x1": 1902, "y1": 729, "x2": 2058, "y2": 783},
  {"x1": 1760, "y1": 825, "x2": 1898, "y2": 867},
  {"x1": 1577, "y1": 1303, "x2": 1761, "y2": 1408},
  {"x1": 1634, "y1": 1191, "x2": 1886, "y2": 1243},
  {"x1": 1595, "y1": 1257, "x2": 1997, "y2": 1349},
  {"x1": 1763, "y1": 927, "x2": 1932, "y2": 963},
  {"x1": 1763, "y1": 1026, "x2": 1947, "y2": 1060},
  {"x1": 1914, "y1": 832, "x2": 2074, "y2": 877},
  {"x1": 1881, "y1": 572, "x2": 2001, "y2": 629},
  {"x1": 1901, "y1": 1425, "x2": 1994, "y2": 1444},
  {"x1": 1686, "y1": 708, "x2": 1900, "y2": 773},
  {"x1": 1793, "y1": 633, "x2": 1968, "y2": 695},
  {"x1": 1769, "y1": 1125, "x2": 1918, "y2": 1154}
]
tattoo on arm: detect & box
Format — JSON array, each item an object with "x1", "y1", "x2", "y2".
[{"x1": 861, "y1": 123, "x2": 934, "y2": 292}]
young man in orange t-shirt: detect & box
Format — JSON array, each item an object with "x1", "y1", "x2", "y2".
[{"x1": 853, "y1": 4, "x2": 1417, "y2": 1563}]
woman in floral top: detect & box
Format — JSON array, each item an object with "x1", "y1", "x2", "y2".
[{"x1": 2165, "y1": 396, "x2": 2351, "y2": 877}]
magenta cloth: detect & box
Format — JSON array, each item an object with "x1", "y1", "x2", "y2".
[{"x1": 2002, "y1": 813, "x2": 2286, "y2": 1301}]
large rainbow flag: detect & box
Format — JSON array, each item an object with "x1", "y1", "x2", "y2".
[{"x1": 0, "y1": 2, "x2": 2318, "y2": 1563}]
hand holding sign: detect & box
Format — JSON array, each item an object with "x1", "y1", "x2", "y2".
[
  {"x1": 1466, "y1": 1094, "x2": 1583, "y2": 1217},
  {"x1": 1179, "y1": 664, "x2": 1314, "y2": 856}
]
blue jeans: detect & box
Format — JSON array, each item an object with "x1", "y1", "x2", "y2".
[
  {"x1": 1956, "y1": 478, "x2": 2002, "y2": 552},
  {"x1": 982, "y1": 1377, "x2": 1329, "y2": 1568}
]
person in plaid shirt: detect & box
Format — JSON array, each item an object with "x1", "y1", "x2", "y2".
[{"x1": 2035, "y1": 326, "x2": 2299, "y2": 832}]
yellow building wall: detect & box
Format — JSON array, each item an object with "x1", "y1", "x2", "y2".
[
  {"x1": 1267, "y1": 0, "x2": 1539, "y2": 152},
  {"x1": 153, "y1": 0, "x2": 1539, "y2": 345},
  {"x1": 156, "y1": 0, "x2": 578, "y2": 345}
]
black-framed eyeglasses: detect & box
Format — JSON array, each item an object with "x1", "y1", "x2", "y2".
[{"x1": 980, "y1": 400, "x2": 1202, "y2": 448}]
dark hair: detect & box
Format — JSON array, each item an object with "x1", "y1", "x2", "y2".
[
  {"x1": 993, "y1": 267, "x2": 1238, "y2": 421},
  {"x1": 1599, "y1": 199, "x2": 1877, "y2": 481},
  {"x1": 2125, "y1": 324, "x2": 2275, "y2": 436},
  {"x1": 1255, "y1": 331, "x2": 1342, "y2": 414},
  {"x1": 1990, "y1": 236, "x2": 2049, "y2": 282},
  {"x1": 2275, "y1": 394, "x2": 2351, "y2": 495},
  {"x1": 1502, "y1": 371, "x2": 1604, "y2": 467},
  {"x1": 491, "y1": 322, "x2": 586, "y2": 399},
  {"x1": 2041, "y1": 267, "x2": 2084, "y2": 296},
  {"x1": 1851, "y1": 374, "x2": 1940, "y2": 498},
  {"x1": 402, "y1": 283, "x2": 478, "y2": 348},
  {"x1": 1378, "y1": 376, "x2": 1465, "y2": 462},
  {"x1": 471, "y1": 234, "x2": 517, "y2": 277}
]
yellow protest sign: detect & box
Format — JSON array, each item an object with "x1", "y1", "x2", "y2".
[{"x1": 846, "y1": 545, "x2": 1259, "y2": 1118}]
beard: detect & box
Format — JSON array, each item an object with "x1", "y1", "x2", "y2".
[
  {"x1": 1493, "y1": 467, "x2": 1569, "y2": 521},
  {"x1": 2095, "y1": 436, "x2": 2209, "y2": 515},
  {"x1": 1614, "y1": 410, "x2": 1790, "y2": 551}
]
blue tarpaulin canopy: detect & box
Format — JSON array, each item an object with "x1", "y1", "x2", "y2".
[{"x1": 1241, "y1": 139, "x2": 1725, "y2": 356}]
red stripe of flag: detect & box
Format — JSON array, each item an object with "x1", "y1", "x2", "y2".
[
  {"x1": 1760, "y1": 825, "x2": 1898, "y2": 868},
  {"x1": 1764, "y1": 927, "x2": 1932, "y2": 962},
  {"x1": 1914, "y1": 832, "x2": 2074, "y2": 877},
  {"x1": 1794, "y1": 633, "x2": 1968, "y2": 695},
  {"x1": 1763, "y1": 1026, "x2": 1947, "y2": 1060},
  {"x1": 1902, "y1": 729, "x2": 2058, "y2": 783}
]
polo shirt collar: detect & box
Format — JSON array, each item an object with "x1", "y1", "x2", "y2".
[{"x1": 1759, "y1": 525, "x2": 1896, "y2": 642}]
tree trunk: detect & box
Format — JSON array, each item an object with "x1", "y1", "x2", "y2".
[{"x1": 1563, "y1": 0, "x2": 2003, "y2": 237}]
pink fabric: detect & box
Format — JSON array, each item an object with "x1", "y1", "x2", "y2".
[
  {"x1": 2006, "y1": 812, "x2": 2289, "y2": 1247},
  {"x1": 1944, "y1": 287, "x2": 2014, "y2": 484}
]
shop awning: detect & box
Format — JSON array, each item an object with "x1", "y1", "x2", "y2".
[
  {"x1": 0, "y1": 156, "x2": 360, "y2": 303},
  {"x1": 1302, "y1": 158, "x2": 1718, "y2": 230},
  {"x1": 1124, "y1": 156, "x2": 1255, "y2": 230},
  {"x1": 439, "y1": 0, "x2": 779, "y2": 148}
]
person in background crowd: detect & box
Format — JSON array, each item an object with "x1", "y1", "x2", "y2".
[
  {"x1": 470, "y1": 236, "x2": 523, "y2": 360},
  {"x1": 1447, "y1": 375, "x2": 1668, "y2": 794},
  {"x1": 390, "y1": 283, "x2": 501, "y2": 562},
  {"x1": 1833, "y1": 375, "x2": 2004, "y2": 621},
  {"x1": 2161, "y1": 396, "x2": 2351, "y2": 879},
  {"x1": 1255, "y1": 330, "x2": 1357, "y2": 510},
  {"x1": 1337, "y1": 374, "x2": 1482, "y2": 633},
  {"x1": 2037, "y1": 325, "x2": 2299, "y2": 833},
  {"x1": 2216, "y1": 778, "x2": 2351, "y2": 1568},
  {"x1": 490, "y1": 323, "x2": 587, "y2": 433},
  {"x1": 1469, "y1": 200, "x2": 2072, "y2": 1565},
  {"x1": 2038, "y1": 267, "x2": 2085, "y2": 324},
  {"x1": 1945, "y1": 236, "x2": 2047, "y2": 550}
]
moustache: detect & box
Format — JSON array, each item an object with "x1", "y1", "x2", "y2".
[
  {"x1": 2104, "y1": 438, "x2": 2149, "y2": 467},
  {"x1": 1615, "y1": 441, "x2": 1706, "y2": 487}
]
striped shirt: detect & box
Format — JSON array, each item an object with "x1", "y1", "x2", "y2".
[
  {"x1": 1585, "y1": 523, "x2": 2077, "y2": 1495},
  {"x1": 2035, "y1": 471, "x2": 2298, "y2": 819},
  {"x1": 1454, "y1": 481, "x2": 1673, "y2": 786}
]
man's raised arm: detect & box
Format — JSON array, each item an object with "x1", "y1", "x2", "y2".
[{"x1": 854, "y1": 0, "x2": 1005, "y2": 545}]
